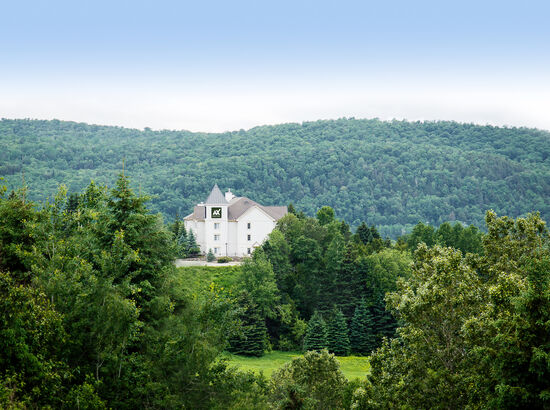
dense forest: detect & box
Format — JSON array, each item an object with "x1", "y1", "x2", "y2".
[
  {"x1": 2, "y1": 118, "x2": 550, "y2": 238},
  {"x1": 2, "y1": 173, "x2": 549, "y2": 408}
]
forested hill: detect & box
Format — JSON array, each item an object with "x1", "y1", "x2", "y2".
[{"x1": 2, "y1": 118, "x2": 550, "y2": 237}]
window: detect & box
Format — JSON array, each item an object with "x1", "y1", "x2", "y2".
[
  {"x1": 214, "y1": 223, "x2": 220, "y2": 230},
  {"x1": 247, "y1": 222, "x2": 251, "y2": 229},
  {"x1": 214, "y1": 247, "x2": 220, "y2": 254},
  {"x1": 247, "y1": 248, "x2": 251, "y2": 254},
  {"x1": 214, "y1": 234, "x2": 220, "y2": 241},
  {"x1": 247, "y1": 234, "x2": 251, "y2": 241}
]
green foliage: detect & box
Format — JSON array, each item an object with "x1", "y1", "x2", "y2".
[
  {"x1": 0, "y1": 176, "x2": 248, "y2": 408},
  {"x1": 0, "y1": 187, "x2": 39, "y2": 282},
  {"x1": 269, "y1": 349, "x2": 348, "y2": 409},
  {"x1": 207, "y1": 248, "x2": 216, "y2": 262},
  {"x1": 303, "y1": 311, "x2": 328, "y2": 352},
  {"x1": 326, "y1": 308, "x2": 351, "y2": 356},
  {"x1": 217, "y1": 256, "x2": 232, "y2": 263},
  {"x1": 316, "y1": 205, "x2": 335, "y2": 226},
  {"x1": 362, "y1": 245, "x2": 483, "y2": 408},
  {"x1": 4, "y1": 118, "x2": 550, "y2": 238},
  {"x1": 350, "y1": 300, "x2": 376, "y2": 354},
  {"x1": 361, "y1": 212, "x2": 550, "y2": 408},
  {"x1": 228, "y1": 293, "x2": 267, "y2": 357},
  {"x1": 238, "y1": 251, "x2": 280, "y2": 320},
  {"x1": 0, "y1": 271, "x2": 69, "y2": 407},
  {"x1": 186, "y1": 229, "x2": 200, "y2": 256},
  {"x1": 405, "y1": 220, "x2": 484, "y2": 254}
]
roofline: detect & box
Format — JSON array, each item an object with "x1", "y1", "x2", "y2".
[{"x1": 236, "y1": 204, "x2": 276, "y2": 222}]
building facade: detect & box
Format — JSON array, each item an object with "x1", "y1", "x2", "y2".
[{"x1": 184, "y1": 184, "x2": 287, "y2": 257}]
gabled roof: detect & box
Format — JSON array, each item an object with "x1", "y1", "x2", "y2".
[
  {"x1": 184, "y1": 205, "x2": 206, "y2": 220},
  {"x1": 228, "y1": 197, "x2": 287, "y2": 221},
  {"x1": 185, "y1": 188, "x2": 288, "y2": 222},
  {"x1": 205, "y1": 184, "x2": 228, "y2": 204}
]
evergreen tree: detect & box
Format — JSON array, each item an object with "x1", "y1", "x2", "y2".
[
  {"x1": 371, "y1": 302, "x2": 397, "y2": 345},
  {"x1": 228, "y1": 293, "x2": 267, "y2": 357},
  {"x1": 177, "y1": 225, "x2": 188, "y2": 257},
  {"x1": 303, "y1": 311, "x2": 328, "y2": 352},
  {"x1": 187, "y1": 230, "x2": 200, "y2": 256},
  {"x1": 333, "y1": 243, "x2": 364, "y2": 319},
  {"x1": 350, "y1": 299, "x2": 376, "y2": 354},
  {"x1": 355, "y1": 222, "x2": 371, "y2": 245},
  {"x1": 207, "y1": 248, "x2": 216, "y2": 262},
  {"x1": 339, "y1": 220, "x2": 352, "y2": 242},
  {"x1": 327, "y1": 308, "x2": 350, "y2": 356},
  {"x1": 170, "y1": 212, "x2": 183, "y2": 239}
]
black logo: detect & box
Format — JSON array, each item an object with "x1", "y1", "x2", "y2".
[{"x1": 211, "y1": 207, "x2": 222, "y2": 218}]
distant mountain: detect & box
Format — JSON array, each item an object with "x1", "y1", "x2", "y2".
[{"x1": 2, "y1": 118, "x2": 549, "y2": 238}]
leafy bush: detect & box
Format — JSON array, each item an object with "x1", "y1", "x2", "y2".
[{"x1": 217, "y1": 256, "x2": 232, "y2": 263}]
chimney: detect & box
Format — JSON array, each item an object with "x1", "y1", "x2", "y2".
[{"x1": 225, "y1": 189, "x2": 235, "y2": 202}]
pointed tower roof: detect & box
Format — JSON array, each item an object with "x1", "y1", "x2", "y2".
[{"x1": 205, "y1": 184, "x2": 228, "y2": 204}]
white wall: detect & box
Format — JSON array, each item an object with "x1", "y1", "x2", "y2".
[
  {"x1": 203, "y1": 204, "x2": 228, "y2": 256},
  {"x1": 236, "y1": 206, "x2": 276, "y2": 256},
  {"x1": 185, "y1": 205, "x2": 278, "y2": 257}
]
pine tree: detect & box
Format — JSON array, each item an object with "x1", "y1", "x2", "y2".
[
  {"x1": 228, "y1": 293, "x2": 267, "y2": 357},
  {"x1": 333, "y1": 244, "x2": 364, "y2": 319},
  {"x1": 207, "y1": 248, "x2": 215, "y2": 262},
  {"x1": 187, "y1": 230, "x2": 200, "y2": 256},
  {"x1": 177, "y1": 226, "x2": 188, "y2": 257},
  {"x1": 350, "y1": 299, "x2": 376, "y2": 354},
  {"x1": 327, "y1": 308, "x2": 350, "y2": 356},
  {"x1": 170, "y1": 212, "x2": 183, "y2": 240},
  {"x1": 355, "y1": 222, "x2": 372, "y2": 245},
  {"x1": 303, "y1": 311, "x2": 328, "y2": 352},
  {"x1": 371, "y1": 302, "x2": 397, "y2": 345}
]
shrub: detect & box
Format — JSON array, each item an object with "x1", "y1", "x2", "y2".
[
  {"x1": 217, "y1": 256, "x2": 232, "y2": 263},
  {"x1": 207, "y1": 249, "x2": 216, "y2": 262},
  {"x1": 269, "y1": 349, "x2": 347, "y2": 409}
]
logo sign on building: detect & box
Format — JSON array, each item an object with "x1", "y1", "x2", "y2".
[{"x1": 211, "y1": 207, "x2": 222, "y2": 218}]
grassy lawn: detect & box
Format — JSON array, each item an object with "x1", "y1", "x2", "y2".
[
  {"x1": 221, "y1": 351, "x2": 370, "y2": 380},
  {"x1": 177, "y1": 265, "x2": 241, "y2": 293}
]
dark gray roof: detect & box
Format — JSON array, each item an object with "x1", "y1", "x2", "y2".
[{"x1": 205, "y1": 184, "x2": 228, "y2": 204}]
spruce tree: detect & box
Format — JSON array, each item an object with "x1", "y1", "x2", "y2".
[
  {"x1": 177, "y1": 226, "x2": 188, "y2": 257},
  {"x1": 371, "y1": 302, "x2": 397, "y2": 345},
  {"x1": 186, "y1": 230, "x2": 200, "y2": 256},
  {"x1": 327, "y1": 308, "x2": 350, "y2": 356},
  {"x1": 228, "y1": 293, "x2": 267, "y2": 357},
  {"x1": 334, "y1": 244, "x2": 364, "y2": 319},
  {"x1": 355, "y1": 222, "x2": 372, "y2": 245},
  {"x1": 303, "y1": 311, "x2": 328, "y2": 352},
  {"x1": 207, "y1": 248, "x2": 215, "y2": 262},
  {"x1": 170, "y1": 212, "x2": 183, "y2": 239},
  {"x1": 350, "y1": 299, "x2": 376, "y2": 354}
]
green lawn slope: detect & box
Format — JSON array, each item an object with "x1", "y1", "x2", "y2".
[{"x1": 221, "y1": 351, "x2": 370, "y2": 380}]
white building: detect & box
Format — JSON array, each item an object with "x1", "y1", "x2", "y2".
[{"x1": 184, "y1": 184, "x2": 288, "y2": 257}]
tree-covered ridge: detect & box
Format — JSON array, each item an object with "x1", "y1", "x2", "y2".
[{"x1": 2, "y1": 117, "x2": 550, "y2": 237}]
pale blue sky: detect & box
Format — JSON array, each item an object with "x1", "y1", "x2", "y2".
[{"x1": 1, "y1": 0, "x2": 549, "y2": 131}]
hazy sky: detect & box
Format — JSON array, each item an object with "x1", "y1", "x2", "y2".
[{"x1": 1, "y1": 0, "x2": 549, "y2": 132}]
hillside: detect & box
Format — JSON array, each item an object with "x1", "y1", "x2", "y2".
[{"x1": 2, "y1": 118, "x2": 550, "y2": 237}]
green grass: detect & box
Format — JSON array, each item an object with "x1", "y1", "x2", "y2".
[
  {"x1": 177, "y1": 265, "x2": 241, "y2": 293},
  {"x1": 221, "y1": 351, "x2": 370, "y2": 380}
]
